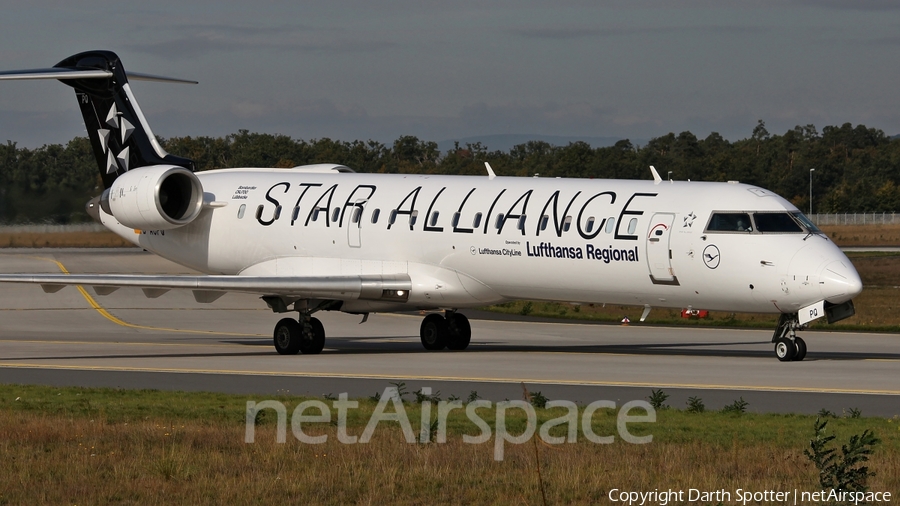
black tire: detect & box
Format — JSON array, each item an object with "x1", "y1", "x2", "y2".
[
  {"x1": 793, "y1": 336, "x2": 807, "y2": 361},
  {"x1": 274, "y1": 318, "x2": 302, "y2": 355},
  {"x1": 446, "y1": 312, "x2": 472, "y2": 350},
  {"x1": 420, "y1": 313, "x2": 448, "y2": 350},
  {"x1": 774, "y1": 337, "x2": 796, "y2": 362},
  {"x1": 299, "y1": 317, "x2": 326, "y2": 355}
]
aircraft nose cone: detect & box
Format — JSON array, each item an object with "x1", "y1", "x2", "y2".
[{"x1": 819, "y1": 259, "x2": 863, "y2": 303}]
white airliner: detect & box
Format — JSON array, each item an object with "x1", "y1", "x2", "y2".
[{"x1": 0, "y1": 51, "x2": 862, "y2": 361}]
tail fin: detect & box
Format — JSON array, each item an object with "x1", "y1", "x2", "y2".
[{"x1": 1, "y1": 50, "x2": 196, "y2": 188}]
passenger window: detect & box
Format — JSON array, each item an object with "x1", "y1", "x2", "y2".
[
  {"x1": 605, "y1": 217, "x2": 615, "y2": 234},
  {"x1": 371, "y1": 208, "x2": 380, "y2": 224},
  {"x1": 430, "y1": 211, "x2": 440, "y2": 227},
  {"x1": 237, "y1": 204, "x2": 246, "y2": 219},
  {"x1": 291, "y1": 206, "x2": 300, "y2": 222},
  {"x1": 273, "y1": 206, "x2": 282, "y2": 220},
  {"x1": 707, "y1": 213, "x2": 753, "y2": 232},
  {"x1": 389, "y1": 210, "x2": 397, "y2": 225},
  {"x1": 563, "y1": 216, "x2": 573, "y2": 232},
  {"x1": 517, "y1": 216, "x2": 526, "y2": 230},
  {"x1": 540, "y1": 215, "x2": 549, "y2": 231},
  {"x1": 352, "y1": 207, "x2": 362, "y2": 224},
  {"x1": 585, "y1": 217, "x2": 595, "y2": 233},
  {"x1": 452, "y1": 212, "x2": 460, "y2": 227},
  {"x1": 312, "y1": 209, "x2": 320, "y2": 222},
  {"x1": 332, "y1": 208, "x2": 340, "y2": 223},
  {"x1": 255, "y1": 205, "x2": 264, "y2": 220},
  {"x1": 495, "y1": 214, "x2": 505, "y2": 230},
  {"x1": 754, "y1": 213, "x2": 802, "y2": 233},
  {"x1": 473, "y1": 213, "x2": 483, "y2": 229},
  {"x1": 627, "y1": 218, "x2": 638, "y2": 235},
  {"x1": 409, "y1": 210, "x2": 418, "y2": 226}
]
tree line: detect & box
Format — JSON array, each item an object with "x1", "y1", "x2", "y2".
[{"x1": 1, "y1": 121, "x2": 898, "y2": 224}]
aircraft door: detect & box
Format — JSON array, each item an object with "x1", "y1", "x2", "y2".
[
  {"x1": 646, "y1": 213, "x2": 679, "y2": 285},
  {"x1": 348, "y1": 199, "x2": 366, "y2": 248}
]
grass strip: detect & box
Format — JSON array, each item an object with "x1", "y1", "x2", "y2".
[{"x1": 0, "y1": 383, "x2": 898, "y2": 504}]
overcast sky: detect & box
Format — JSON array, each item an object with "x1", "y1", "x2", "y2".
[{"x1": 1, "y1": 0, "x2": 899, "y2": 149}]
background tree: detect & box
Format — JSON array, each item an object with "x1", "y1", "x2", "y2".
[{"x1": 2, "y1": 122, "x2": 898, "y2": 223}]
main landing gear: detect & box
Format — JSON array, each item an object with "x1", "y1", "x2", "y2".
[
  {"x1": 772, "y1": 313, "x2": 808, "y2": 362},
  {"x1": 420, "y1": 311, "x2": 472, "y2": 351},
  {"x1": 272, "y1": 307, "x2": 473, "y2": 354},
  {"x1": 273, "y1": 314, "x2": 325, "y2": 355}
]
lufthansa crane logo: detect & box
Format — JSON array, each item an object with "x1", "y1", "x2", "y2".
[{"x1": 702, "y1": 245, "x2": 720, "y2": 269}]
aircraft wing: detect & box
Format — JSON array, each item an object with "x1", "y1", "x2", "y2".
[{"x1": 0, "y1": 273, "x2": 411, "y2": 304}]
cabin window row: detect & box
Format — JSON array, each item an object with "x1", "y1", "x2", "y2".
[{"x1": 236, "y1": 203, "x2": 630, "y2": 235}]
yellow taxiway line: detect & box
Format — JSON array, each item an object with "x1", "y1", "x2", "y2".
[
  {"x1": 28, "y1": 255, "x2": 261, "y2": 337},
  {"x1": 4, "y1": 255, "x2": 897, "y2": 395}
]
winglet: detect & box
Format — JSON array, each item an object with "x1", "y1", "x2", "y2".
[
  {"x1": 650, "y1": 166, "x2": 662, "y2": 185},
  {"x1": 485, "y1": 162, "x2": 496, "y2": 180}
]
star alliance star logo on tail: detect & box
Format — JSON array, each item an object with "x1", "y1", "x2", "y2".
[{"x1": 93, "y1": 100, "x2": 135, "y2": 174}]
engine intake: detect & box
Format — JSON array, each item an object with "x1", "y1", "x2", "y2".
[{"x1": 101, "y1": 165, "x2": 204, "y2": 230}]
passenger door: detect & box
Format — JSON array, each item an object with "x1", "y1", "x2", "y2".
[{"x1": 646, "y1": 213, "x2": 679, "y2": 285}]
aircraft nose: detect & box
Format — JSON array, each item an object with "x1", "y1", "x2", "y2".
[{"x1": 819, "y1": 259, "x2": 863, "y2": 304}]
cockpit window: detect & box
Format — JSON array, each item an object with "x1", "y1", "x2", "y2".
[
  {"x1": 706, "y1": 210, "x2": 822, "y2": 234},
  {"x1": 791, "y1": 212, "x2": 822, "y2": 234},
  {"x1": 753, "y1": 213, "x2": 803, "y2": 233},
  {"x1": 706, "y1": 213, "x2": 753, "y2": 232}
]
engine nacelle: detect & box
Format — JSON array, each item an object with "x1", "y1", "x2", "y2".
[{"x1": 101, "y1": 165, "x2": 204, "y2": 230}]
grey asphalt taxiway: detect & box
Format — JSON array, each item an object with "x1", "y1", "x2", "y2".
[{"x1": 0, "y1": 249, "x2": 898, "y2": 416}]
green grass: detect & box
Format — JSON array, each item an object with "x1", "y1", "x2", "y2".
[
  {"x1": 2, "y1": 384, "x2": 898, "y2": 504},
  {"x1": 3, "y1": 383, "x2": 899, "y2": 446}
]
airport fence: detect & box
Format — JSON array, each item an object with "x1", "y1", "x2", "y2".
[
  {"x1": 0, "y1": 223, "x2": 107, "y2": 233},
  {"x1": 810, "y1": 213, "x2": 900, "y2": 226}
]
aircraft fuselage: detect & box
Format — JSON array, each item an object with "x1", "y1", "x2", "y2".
[{"x1": 106, "y1": 167, "x2": 860, "y2": 316}]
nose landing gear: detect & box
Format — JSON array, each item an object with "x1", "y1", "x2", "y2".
[{"x1": 772, "y1": 313, "x2": 807, "y2": 362}]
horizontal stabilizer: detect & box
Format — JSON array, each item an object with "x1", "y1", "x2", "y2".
[
  {"x1": 0, "y1": 67, "x2": 196, "y2": 84},
  {"x1": 0, "y1": 68, "x2": 112, "y2": 80},
  {"x1": 125, "y1": 71, "x2": 198, "y2": 85}
]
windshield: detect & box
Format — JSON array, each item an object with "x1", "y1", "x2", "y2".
[
  {"x1": 706, "y1": 213, "x2": 753, "y2": 232},
  {"x1": 705, "y1": 211, "x2": 821, "y2": 234},
  {"x1": 790, "y1": 212, "x2": 822, "y2": 234},
  {"x1": 753, "y1": 213, "x2": 803, "y2": 233}
]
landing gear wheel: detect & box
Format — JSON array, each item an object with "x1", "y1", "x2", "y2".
[
  {"x1": 445, "y1": 312, "x2": 472, "y2": 350},
  {"x1": 299, "y1": 317, "x2": 326, "y2": 355},
  {"x1": 792, "y1": 336, "x2": 807, "y2": 362},
  {"x1": 274, "y1": 318, "x2": 302, "y2": 355},
  {"x1": 420, "y1": 313, "x2": 448, "y2": 350},
  {"x1": 774, "y1": 337, "x2": 796, "y2": 362}
]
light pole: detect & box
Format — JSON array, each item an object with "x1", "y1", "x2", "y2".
[{"x1": 809, "y1": 168, "x2": 815, "y2": 215}]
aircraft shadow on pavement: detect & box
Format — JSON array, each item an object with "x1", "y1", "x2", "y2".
[
  {"x1": 3, "y1": 351, "x2": 275, "y2": 362},
  {"x1": 220, "y1": 337, "x2": 900, "y2": 361}
]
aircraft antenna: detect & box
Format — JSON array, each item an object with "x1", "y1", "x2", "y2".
[
  {"x1": 649, "y1": 166, "x2": 662, "y2": 185},
  {"x1": 484, "y1": 162, "x2": 497, "y2": 180}
]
